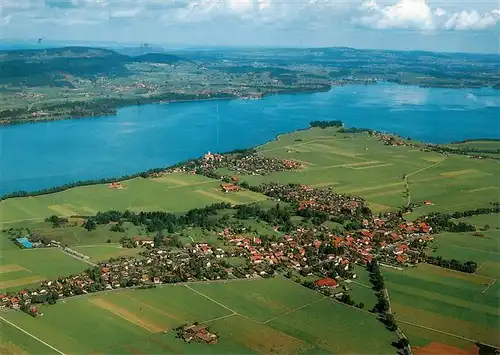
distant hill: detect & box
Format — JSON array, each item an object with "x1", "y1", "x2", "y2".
[
  {"x1": 0, "y1": 46, "x2": 188, "y2": 87},
  {"x1": 131, "y1": 53, "x2": 186, "y2": 64}
]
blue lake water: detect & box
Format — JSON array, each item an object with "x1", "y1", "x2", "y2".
[{"x1": 1, "y1": 82, "x2": 499, "y2": 195}]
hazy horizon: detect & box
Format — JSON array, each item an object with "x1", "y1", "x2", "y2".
[
  {"x1": 0, "y1": 0, "x2": 499, "y2": 54},
  {"x1": 1, "y1": 37, "x2": 499, "y2": 56}
]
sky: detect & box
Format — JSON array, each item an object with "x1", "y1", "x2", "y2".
[{"x1": 0, "y1": 0, "x2": 499, "y2": 53}]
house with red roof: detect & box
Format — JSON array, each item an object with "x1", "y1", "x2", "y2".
[
  {"x1": 251, "y1": 255, "x2": 263, "y2": 264},
  {"x1": 393, "y1": 244, "x2": 409, "y2": 255},
  {"x1": 221, "y1": 183, "x2": 239, "y2": 193},
  {"x1": 360, "y1": 230, "x2": 374, "y2": 238},
  {"x1": 314, "y1": 278, "x2": 338, "y2": 288}
]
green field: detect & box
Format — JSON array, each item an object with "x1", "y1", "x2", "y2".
[
  {"x1": 0, "y1": 249, "x2": 88, "y2": 292},
  {"x1": 428, "y1": 230, "x2": 500, "y2": 278},
  {"x1": 448, "y1": 140, "x2": 500, "y2": 149},
  {"x1": 455, "y1": 213, "x2": 500, "y2": 230},
  {"x1": 0, "y1": 317, "x2": 58, "y2": 355},
  {"x1": 384, "y1": 264, "x2": 500, "y2": 348},
  {"x1": 0, "y1": 173, "x2": 267, "y2": 224},
  {"x1": 1, "y1": 277, "x2": 398, "y2": 354},
  {"x1": 231, "y1": 128, "x2": 500, "y2": 215}
]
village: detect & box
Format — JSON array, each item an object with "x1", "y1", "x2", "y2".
[
  {"x1": 155, "y1": 149, "x2": 302, "y2": 179},
  {"x1": 0, "y1": 181, "x2": 435, "y2": 316}
]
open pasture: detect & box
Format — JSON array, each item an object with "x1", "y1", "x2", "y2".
[
  {"x1": 1, "y1": 219, "x2": 138, "y2": 248},
  {"x1": 448, "y1": 140, "x2": 500, "y2": 150},
  {"x1": 455, "y1": 213, "x2": 500, "y2": 230},
  {"x1": 0, "y1": 248, "x2": 88, "y2": 292},
  {"x1": 246, "y1": 128, "x2": 500, "y2": 215},
  {"x1": 384, "y1": 264, "x2": 500, "y2": 347},
  {"x1": 0, "y1": 173, "x2": 267, "y2": 224},
  {"x1": 429, "y1": 230, "x2": 500, "y2": 278},
  {"x1": 1, "y1": 277, "x2": 398, "y2": 354},
  {"x1": 0, "y1": 317, "x2": 59, "y2": 355},
  {"x1": 189, "y1": 277, "x2": 325, "y2": 323}
]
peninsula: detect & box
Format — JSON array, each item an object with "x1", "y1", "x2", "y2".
[{"x1": 1, "y1": 123, "x2": 499, "y2": 355}]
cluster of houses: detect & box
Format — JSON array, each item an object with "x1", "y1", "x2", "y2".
[
  {"x1": 371, "y1": 132, "x2": 415, "y2": 148},
  {"x1": 160, "y1": 151, "x2": 302, "y2": 179},
  {"x1": 0, "y1": 248, "x2": 234, "y2": 313},
  {"x1": 216, "y1": 212, "x2": 434, "y2": 279},
  {"x1": 260, "y1": 183, "x2": 366, "y2": 216},
  {"x1": 0, "y1": 292, "x2": 42, "y2": 317},
  {"x1": 0, "y1": 211, "x2": 435, "y2": 314}
]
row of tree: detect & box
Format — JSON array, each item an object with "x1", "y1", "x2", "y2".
[
  {"x1": 425, "y1": 255, "x2": 477, "y2": 273},
  {"x1": 424, "y1": 212, "x2": 476, "y2": 233},
  {"x1": 426, "y1": 143, "x2": 500, "y2": 157},
  {"x1": 449, "y1": 205, "x2": 500, "y2": 219},
  {"x1": 309, "y1": 120, "x2": 343, "y2": 128},
  {"x1": 235, "y1": 203, "x2": 294, "y2": 232},
  {"x1": 83, "y1": 203, "x2": 233, "y2": 235}
]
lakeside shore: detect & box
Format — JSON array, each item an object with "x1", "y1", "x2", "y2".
[
  {"x1": 0, "y1": 85, "x2": 331, "y2": 126},
  {"x1": 2, "y1": 122, "x2": 498, "y2": 201}
]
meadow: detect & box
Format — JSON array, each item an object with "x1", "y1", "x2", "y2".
[
  {"x1": 236, "y1": 128, "x2": 500, "y2": 215},
  {"x1": 0, "y1": 173, "x2": 267, "y2": 224},
  {"x1": 384, "y1": 264, "x2": 500, "y2": 348},
  {"x1": 455, "y1": 213, "x2": 500, "y2": 230},
  {"x1": 0, "y1": 277, "x2": 398, "y2": 354},
  {"x1": 428, "y1": 230, "x2": 500, "y2": 279},
  {"x1": 0, "y1": 248, "x2": 88, "y2": 292}
]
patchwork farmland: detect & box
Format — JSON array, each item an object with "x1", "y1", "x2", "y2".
[
  {"x1": 384, "y1": 264, "x2": 500, "y2": 348},
  {"x1": 0, "y1": 278, "x2": 398, "y2": 354},
  {"x1": 0, "y1": 249, "x2": 88, "y2": 292},
  {"x1": 0, "y1": 173, "x2": 267, "y2": 224},
  {"x1": 0, "y1": 127, "x2": 499, "y2": 354},
  {"x1": 428, "y1": 230, "x2": 500, "y2": 279},
  {"x1": 239, "y1": 128, "x2": 500, "y2": 215}
]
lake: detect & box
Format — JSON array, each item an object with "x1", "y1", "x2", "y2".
[{"x1": 1, "y1": 82, "x2": 499, "y2": 195}]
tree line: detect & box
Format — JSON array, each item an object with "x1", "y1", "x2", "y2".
[
  {"x1": 83, "y1": 203, "x2": 233, "y2": 237},
  {"x1": 366, "y1": 261, "x2": 411, "y2": 354},
  {"x1": 424, "y1": 212, "x2": 476, "y2": 233},
  {"x1": 309, "y1": 120, "x2": 343, "y2": 128},
  {"x1": 424, "y1": 205, "x2": 499, "y2": 233},
  {"x1": 425, "y1": 255, "x2": 477, "y2": 273}
]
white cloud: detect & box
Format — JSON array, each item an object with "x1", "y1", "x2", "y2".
[
  {"x1": 434, "y1": 8, "x2": 446, "y2": 17},
  {"x1": 444, "y1": 10, "x2": 500, "y2": 30},
  {"x1": 0, "y1": 0, "x2": 498, "y2": 49},
  {"x1": 355, "y1": 0, "x2": 435, "y2": 30},
  {"x1": 354, "y1": 0, "x2": 500, "y2": 31}
]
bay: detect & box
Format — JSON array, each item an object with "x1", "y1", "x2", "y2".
[{"x1": 1, "y1": 82, "x2": 499, "y2": 195}]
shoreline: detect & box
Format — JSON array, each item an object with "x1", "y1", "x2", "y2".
[
  {"x1": 1, "y1": 123, "x2": 498, "y2": 201},
  {"x1": 3, "y1": 80, "x2": 497, "y2": 127},
  {"x1": 0, "y1": 85, "x2": 331, "y2": 126}
]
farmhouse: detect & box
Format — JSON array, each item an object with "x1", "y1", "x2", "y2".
[
  {"x1": 314, "y1": 278, "x2": 338, "y2": 288},
  {"x1": 177, "y1": 324, "x2": 218, "y2": 344},
  {"x1": 221, "y1": 183, "x2": 239, "y2": 193}
]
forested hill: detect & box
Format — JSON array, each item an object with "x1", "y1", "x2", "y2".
[{"x1": 0, "y1": 47, "x2": 187, "y2": 86}]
